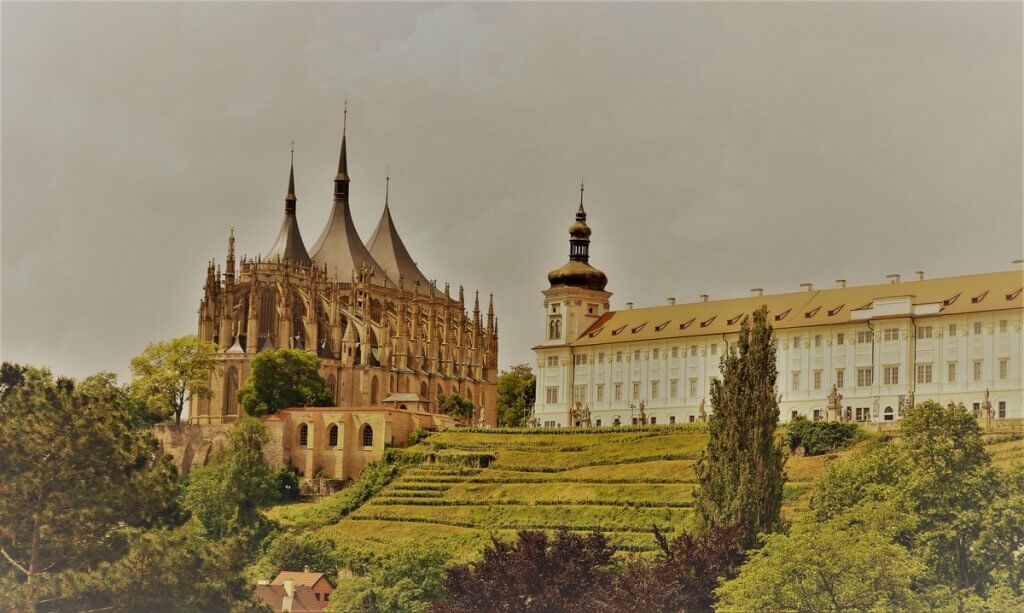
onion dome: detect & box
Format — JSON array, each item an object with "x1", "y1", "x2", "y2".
[{"x1": 547, "y1": 182, "x2": 607, "y2": 291}]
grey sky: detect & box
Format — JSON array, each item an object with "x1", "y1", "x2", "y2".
[{"x1": 2, "y1": 2, "x2": 1021, "y2": 381}]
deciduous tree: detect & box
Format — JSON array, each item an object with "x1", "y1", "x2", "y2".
[
  {"x1": 236, "y1": 348, "x2": 333, "y2": 417},
  {"x1": 496, "y1": 364, "x2": 536, "y2": 427},
  {"x1": 130, "y1": 334, "x2": 218, "y2": 424},
  {"x1": 437, "y1": 393, "x2": 476, "y2": 423}
]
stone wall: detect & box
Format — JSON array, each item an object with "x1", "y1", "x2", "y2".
[{"x1": 153, "y1": 422, "x2": 232, "y2": 476}]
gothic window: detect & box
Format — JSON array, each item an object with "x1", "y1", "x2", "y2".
[
  {"x1": 361, "y1": 424, "x2": 374, "y2": 447},
  {"x1": 223, "y1": 366, "x2": 239, "y2": 416},
  {"x1": 420, "y1": 381, "x2": 428, "y2": 399},
  {"x1": 437, "y1": 385, "x2": 443, "y2": 400},
  {"x1": 327, "y1": 373, "x2": 337, "y2": 404},
  {"x1": 328, "y1": 424, "x2": 339, "y2": 447},
  {"x1": 371, "y1": 377, "x2": 379, "y2": 405},
  {"x1": 299, "y1": 423, "x2": 309, "y2": 447}
]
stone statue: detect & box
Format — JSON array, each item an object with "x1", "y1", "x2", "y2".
[
  {"x1": 982, "y1": 388, "x2": 993, "y2": 427},
  {"x1": 827, "y1": 385, "x2": 843, "y2": 421},
  {"x1": 637, "y1": 401, "x2": 647, "y2": 425},
  {"x1": 699, "y1": 398, "x2": 707, "y2": 422}
]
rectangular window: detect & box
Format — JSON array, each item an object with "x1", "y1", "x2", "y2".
[
  {"x1": 999, "y1": 401, "x2": 1006, "y2": 419},
  {"x1": 574, "y1": 354, "x2": 588, "y2": 366},
  {"x1": 632, "y1": 382, "x2": 640, "y2": 400},
  {"x1": 974, "y1": 322, "x2": 983, "y2": 335},
  {"x1": 710, "y1": 343, "x2": 718, "y2": 356},
  {"x1": 883, "y1": 328, "x2": 899, "y2": 341},
  {"x1": 814, "y1": 335, "x2": 822, "y2": 348},
  {"x1": 973, "y1": 360, "x2": 983, "y2": 381},
  {"x1": 792, "y1": 337, "x2": 800, "y2": 349},
  {"x1": 792, "y1": 371, "x2": 801, "y2": 391},
  {"x1": 614, "y1": 383, "x2": 623, "y2": 401},
  {"x1": 813, "y1": 370, "x2": 822, "y2": 390},
  {"x1": 545, "y1": 387, "x2": 558, "y2": 403},
  {"x1": 857, "y1": 331, "x2": 873, "y2": 344},
  {"x1": 999, "y1": 320, "x2": 1008, "y2": 333},
  {"x1": 999, "y1": 359, "x2": 1008, "y2": 380},
  {"x1": 546, "y1": 356, "x2": 558, "y2": 368},
  {"x1": 835, "y1": 369, "x2": 845, "y2": 389},
  {"x1": 916, "y1": 326, "x2": 933, "y2": 339},
  {"x1": 649, "y1": 416, "x2": 656, "y2": 425},
  {"x1": 596, "y1": 384, "x2": 605, "y2": 402},
  {"x1": 669, "y1": 416, "x2": 676, "y2": 424},
  {"x1": 634, "y1": 350, "x2": 641, "y2": 361},
  {"x1": 948, "y1": 362, "x2": 957, "y2": 383},
  {"x1": 916, "y1": 364, "x2": 933, "y2": 384},
  {"x1": 615, "y1": 351, "x2": 623, "y2": 363},
  {"x1": 671, "y1": 347, "x2": 679, "y2": 358},
  {"x1": 949, "y1": 323, "x2": 957, "y2": 337},
  {"x1": 836, "y1": 333, "x2": 845, "y2": 346},
  {"x1": 689, "y1": 378, "x2": 698, "y2": 397},
  {"x1": 653, "y1": 348, "x2": 660, "y2": 360},
  {"x1": 670, "y1": 380, "x2": 679, "y2": 398},
  {"x1": 884, "y1": 365, "x2": 899, "y2": 385},
  {"x1": 573, "y1": 385, "x2": 587, "y2": 400},
  {"x1": 595, "y1": 419, "x2": 602, "y2": 427},
  {"x1": 857, "y1": 367, "x2": 873, "y2": 387},
  {"x1": 690, "y1": 345, "x2": 698, "y2": 357},
  {"x1": 651, "y1": 381, "x2": 659, "y2": 398},
  {"x1": 597, "y1": 353, "x2": 605, "y2": 364}
]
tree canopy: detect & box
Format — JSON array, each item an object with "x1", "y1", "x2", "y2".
[
  {"x1": 694, "y1": 305, "x2": 785, "y2": 547},
  {"x1": 236, "y1": 348, "x2": 333, "y2": 417},
  {"x1": 130, "y1": 334, "x2": 218, "y2": 424},
  {"x1": 496, "y1": 364, "x2": 536, "y2": 427},
  {"x1": 437, "y1": 393, "x2": 476, "y2": 423}
]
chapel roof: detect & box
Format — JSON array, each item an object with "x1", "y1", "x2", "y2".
[
  {"x1": 265, "y1": 151, "x2": 312, "y2": 265},
  {"x1": 367, "y1": 181, "x2": 440, "y2": 296}
]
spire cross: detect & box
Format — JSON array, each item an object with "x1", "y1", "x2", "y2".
[{"x1": 343, "y1": 99, "x2": 348, "y2": 136}]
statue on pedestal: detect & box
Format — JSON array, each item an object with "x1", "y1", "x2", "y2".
[
  {"x1": 827, "y1": 385, "x2": 843, "y2": 422},
  {"x1": 699, "y1": 398, "x2": 707, "y2": 423}
]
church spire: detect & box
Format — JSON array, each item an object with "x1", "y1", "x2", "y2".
[
  {"x1": 285, "y1": 142, "x2": 297, "y2": 214},
  {"x1": 225, "y1": 228, "x2": 235, "y2": 282},
  {"x1": 334, "y1": 101, "x2": 350, "y2": 195}
]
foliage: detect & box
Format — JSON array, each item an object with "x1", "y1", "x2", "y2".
[
  {"x1": 437, "y1": 393, "x2": 476, "y2": 423},
  {"x1": 330, "y1": 547, "x2": 451, "y2": 613},
  {"x1": 431, "y1": 530, "x2": 617, "y2": 612},
  {"x1": 129, "y1": 334, "x2": 218, "y2": 424},
  {"x1": 236, "y1": 348, "x2": 333, "y2": 417},
  {"x1": 496, "y1": 364, "x2": 536, "y2": 427},
  {"x1": 716, "y1": 520, "x2": 926, "y2": 611},
  {"x1": 604, "y1": 523, "x2": 746, "y2": 611},
  {"x1": 0, "y1": 364, "x2": 179, "y2": 608},
  {"x1": 694, "y1": 306, "x2": 786, "y2": 547},
  {"x1": 247, "y1": 532, "x2": 340, "y2": 584},
  {"x1": 786, "y1": 416, "x2": 862, "y2": 456},
  {"x1": 274, "y1": 459, "x2": 409, "y2": 528},
  {"x1": 180, "y1": 417, "x2": 280, "y2": 539},
  {"x1": 275, "y1": 465, "x2": 301, "y2": 502}
]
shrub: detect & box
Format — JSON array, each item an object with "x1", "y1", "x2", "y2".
[{"x1": 786, "y1": 417, "x2": 862, "y2": 456}]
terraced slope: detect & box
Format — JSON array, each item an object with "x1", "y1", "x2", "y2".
[{"x1": 278, "y1": 423, "x2": 1024, "y2": 563}]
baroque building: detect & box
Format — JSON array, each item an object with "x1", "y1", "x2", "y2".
[
  {"x1": 533, "y1": 188, "x2": 1024, "y2": 427},
  {"x1": 190, "y1": 114, "x2": 499, "y2": 426}
]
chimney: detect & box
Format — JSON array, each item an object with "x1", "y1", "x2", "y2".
[
  {"x1": 626, "y1": 302, "x2": 634, "y2": 310},
  {"x1": 751, "y1": 288, "x2": 764, "y2": 297},
  {"x1": 915, "y1": 271, "x2": 925, "y2": 281},
  {"x1": 303, "y1": 566, "x2": 310, "y2": 573},
  {"x1": 667, "y1": 297, "x2": 676, "y2": 305},
  {"x1": 800, "y1": 283, "x2": 813, "y2": 292},
  {"x1": 835, "y1": 279, "x2": 847, "y2": 288},
  {"x1": 887, "y1": 274, "x2": 901, "y2": 284},
  {"x1": 700, "y1": 294, "x2": 709, "y2": 303}
]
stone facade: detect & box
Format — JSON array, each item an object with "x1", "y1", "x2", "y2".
[{"x1": 189, "y1": 114, "x2": 498, "y2": 427}]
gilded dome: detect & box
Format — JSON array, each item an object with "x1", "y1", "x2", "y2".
[{"x1": 548, "y1": 259, "x2": 608, "y2": 292}]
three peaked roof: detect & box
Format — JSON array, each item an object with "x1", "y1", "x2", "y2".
[
  {"x1": 367, "y1": 199, "x2": 437, "y2": 294},
  {"x1": 266, "y1": 152, "x2": 312, "y2": 265}
]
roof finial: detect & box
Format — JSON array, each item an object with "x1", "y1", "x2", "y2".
[
  {"x1": 285, "y1": 143, "x2": 297, "y2": 212},
  {"x1": 335, "y1": 101, "x2": 349, "y2": 184},
  {"x1": 385, "y1": 167, "x2": 390, "y2": 209},
  {"x1": 578, "y1": 177, "x2": 585, "y2": 212}
]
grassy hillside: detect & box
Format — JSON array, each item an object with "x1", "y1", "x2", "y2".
[{"x1": 267, "y1": 422, "x2": 1024, "y2": 564}]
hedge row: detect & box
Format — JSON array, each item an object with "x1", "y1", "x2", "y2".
[
  {"x1": 346, "y1": 514, "x2": 678, "y2": 534},
  {"x1": 391, "y1": 483, "x2": 452, "y2": 491},
  {"x1": 491, "y1": 452, "x2": 701, "y2": 473},
  {"x1": 368, "y1": 498, "x2": 694, "y2": 509},
  {"x1": 447, "y1": 423, "x2": 708, "y2": 436},
  {"x1": 378, "y1": 490, "x2": 445, "y2": 499}
]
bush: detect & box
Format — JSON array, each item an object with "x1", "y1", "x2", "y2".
[{"x1": 786, "y1": 417, "x2": 862, "y2": 456}]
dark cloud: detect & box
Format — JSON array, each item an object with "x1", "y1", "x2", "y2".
[{"x1": 2, "y1": 2, "x2": 1021, "y2": 380}]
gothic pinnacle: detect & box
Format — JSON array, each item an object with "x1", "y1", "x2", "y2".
[{"x1": 285, "y1": 143, "x2": 297, "y2": 214}]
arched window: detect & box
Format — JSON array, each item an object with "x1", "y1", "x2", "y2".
[
  {"x1": 420, "y1": 381, "x2": 428, "y2": 398},
  {"x1": 298, "y1": 423, "x2": 309, "y2": 447},
  {"x1": 437, "y1": 385, "x2": 443, "y2": 400},
  {"x1": 223, "y1": 366, "x2": 239, "y2": 416},
  {"x1": 328, "y1": 424, "x2": 339, "y2": 447},
  {"x1": 327, "y1": 373, "x2": 337, "y2": 405},
  {"x1": 371, "y1": 377, "x2": 379, "y2": 405},
  {"x1": 361, "y1": 424, "x2": 374, "y2": 447},
  {"x1": 884, "y1": 406, "x2": 894, "y2": 421}
]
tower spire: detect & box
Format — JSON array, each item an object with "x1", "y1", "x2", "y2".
[
  {"x1": 384, "y1": 169, "x2": 390, "y2": 209},
  {"x1": 285, "y1": 142, "x2": 297, "y2": 214},
  {"x1": 225, "y1": 228, "x2": 235, "y2": 282},
  {"x1": 578, "y1": 177, "x2": 585, "y2": 213},
  {"x1": 334, "y1": 100, "x2": 350, "y2": 195}
]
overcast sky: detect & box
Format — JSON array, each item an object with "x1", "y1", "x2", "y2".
[{"x1": 2, "y1": 2, "x2": 1022, "y2": 381}]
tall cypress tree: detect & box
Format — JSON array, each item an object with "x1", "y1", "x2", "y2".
[{"x1": 693, "y1": 305, "x2": 785, "y2": 548}]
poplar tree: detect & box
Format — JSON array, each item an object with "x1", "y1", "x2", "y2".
[{"x1": 694, "y1": 305, "x2": 785, "y2": 548}]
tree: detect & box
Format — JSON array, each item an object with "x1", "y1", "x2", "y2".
[
  {"x1": 331, "y1": 547, "x2": 450, "y2": 613},
  {"x1": 0, "y1": 365, "x2": 179, "y2": 608},
  {"x1": 604, "y1": 524, "x2": 746, "y2": 612},
  {"x1": 496, "y1": 364, "x2": 536, "y2": 427},
  {"x1": 130, "y1": 334, "x2": 218, "y2": 424},
  {"x1": 693, "y1": 306, "x2": 785, "y2": 548},
  {"x1": 431, "y1": 530, "x2": 616, "y2": 612},
  {"x1": 716, "y1": 520, "x2": 926, "y2": 611},
  {"x1": 248, "y1": 532, "x2": 340, "y2": 584},
  {"x1": 236, "y1": 348, "x2": 333, "y2": 417},
  {"x1": 437, "y1": 393, "x2": 475, "y2": 423},
  {"x1": 180, "y1": 417, "x2": 279, "y2": 539}
]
